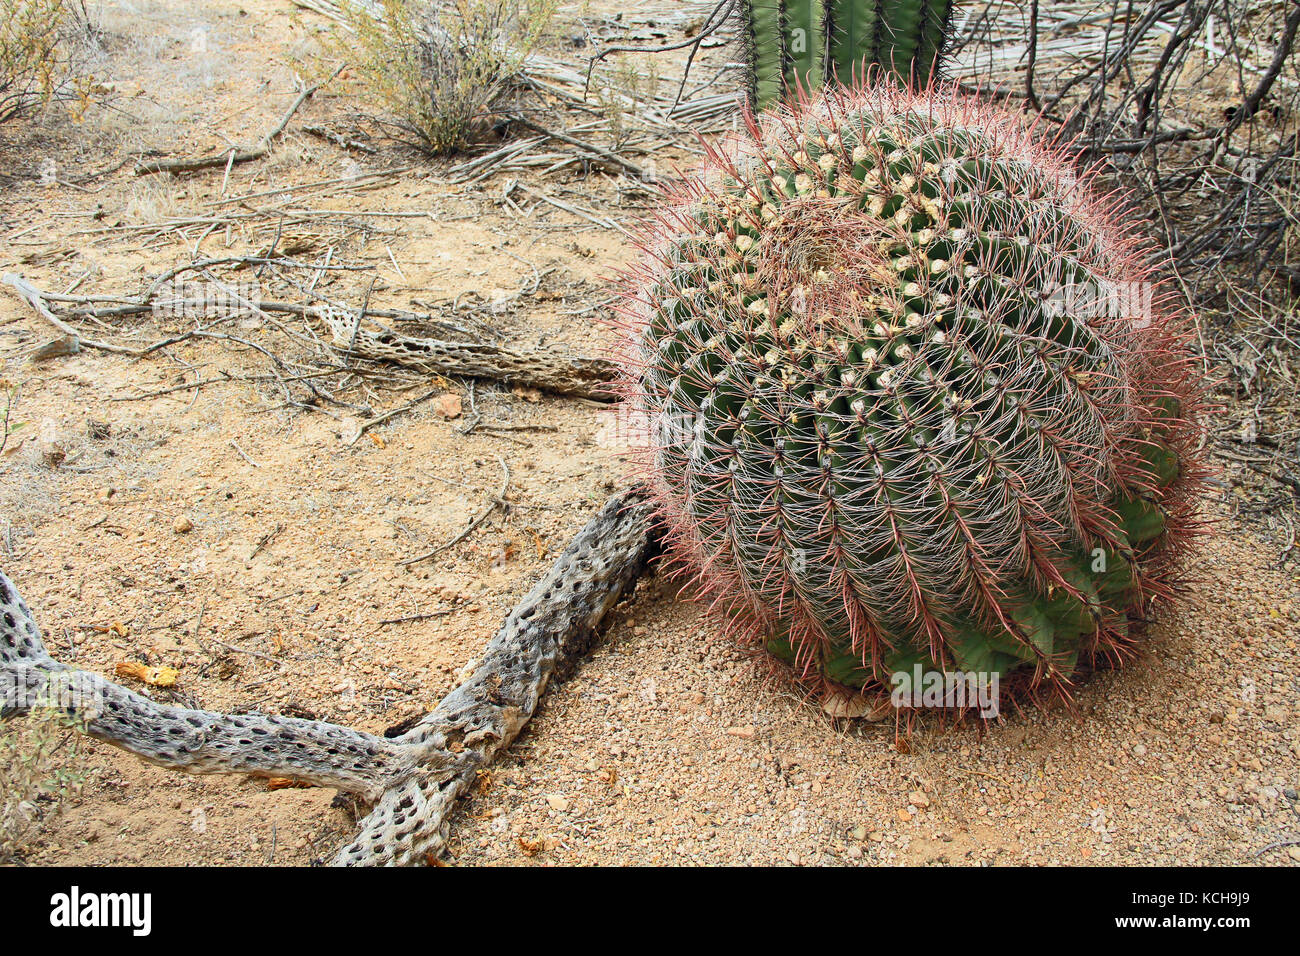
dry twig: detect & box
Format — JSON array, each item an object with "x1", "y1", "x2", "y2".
[{"x1": 134, "y1": 65, "x2": 346, "y2": 176}]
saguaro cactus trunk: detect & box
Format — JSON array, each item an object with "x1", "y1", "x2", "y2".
[{"x1": 740, "y1": 0, "x2": 955, "y2": 110}]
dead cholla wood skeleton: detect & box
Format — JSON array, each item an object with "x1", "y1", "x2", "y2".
[
  {"x1": 313, "y1": 302, "x2": 619, "y2": 400},
  {"x1": 0, "y1": 489, "x2": 657, "y2": 866},
  {"x1": 4, "y1": 274, "x2": 620, "y2": 402}
]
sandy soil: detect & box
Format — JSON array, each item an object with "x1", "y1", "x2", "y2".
[{"x1": 1, "y1": 0, "x2": 1297, "y2": 867}]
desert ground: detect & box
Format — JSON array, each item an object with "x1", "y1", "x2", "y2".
[{"x1": 1, "y1": 0, "x2": 1298, "y2": 866}]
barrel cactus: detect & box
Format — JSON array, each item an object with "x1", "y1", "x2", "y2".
[
  {"x1": 617, "y1": 81, "x2": 1208, "y2": 715},
  {"x1": 740, "y1": 0, "x2": 955, "y2": 109}
]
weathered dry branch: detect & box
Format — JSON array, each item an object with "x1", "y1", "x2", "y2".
[
  {"x1": 2, "y1": 273, "x2": 619, "y2": 401},
  {"x1": 133, "y1": 66, "x2": 344, "y2": 176},
  {"x1": 0, "y1": 488, "x2": 657, "y2": 865},
  {"x1": 316, "y1": 304, "x2": 618, "y2": 399},
  {"x1": 507, "y1": 116, "x2": 659, "y2": 182},
  {"x1": 3, "y1": 274, "x2": 145, "y2": 357}
]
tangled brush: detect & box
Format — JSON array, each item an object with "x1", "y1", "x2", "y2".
[{"x1": 616, "y1": 79, "x2": 1210, "y2": 718}]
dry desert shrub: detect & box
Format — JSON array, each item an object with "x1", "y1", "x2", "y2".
[
  {"x1": 0, "y1": 0, "x2": 97, "y2": 124},
  {"x1": 336, "y1": 0, "x2": 554, "y2": 154}
]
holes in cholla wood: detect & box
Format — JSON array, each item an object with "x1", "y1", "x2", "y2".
[{"x1": 0, "y1": 491, "x2": 657, "y2": 864}]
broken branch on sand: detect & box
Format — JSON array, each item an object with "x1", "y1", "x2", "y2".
[
  {"x1": 132, "y1": 65, "x2": 345, "y2": 176},
  {"x1": 2, "y1": 272, "x2": 619, "y2": 401},
  {"x1": 2, "y1": 273, "x2": 145, "y2": 357}
]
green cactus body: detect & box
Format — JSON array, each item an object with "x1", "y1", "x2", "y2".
[
  {"x1": 740, "y1": 0, "x2": 954, "y2": 110},
  {"x1": 621, "y1": 83, "x2": 1207, "y2": 713}
]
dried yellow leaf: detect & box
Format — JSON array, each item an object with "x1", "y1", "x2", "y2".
[{"x1": 114, "y1": 661, "x2": 179, "y2": 687}]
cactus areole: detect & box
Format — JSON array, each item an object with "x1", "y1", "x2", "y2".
[{"x1": 618, "y1": 83, "x2": 1208, "y2": 715}]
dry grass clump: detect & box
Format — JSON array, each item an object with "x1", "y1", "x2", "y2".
[{"x1": 336, "y1": 0, "x2": 554, "y2": 155}]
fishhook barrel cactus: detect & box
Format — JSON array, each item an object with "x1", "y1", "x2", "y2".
[
  {"x1": 740, "y1": 0, "x2": 955, "y2": 109},
  {"x1": 617, "y1": 82, "x2": 1208, "y2": 713}
]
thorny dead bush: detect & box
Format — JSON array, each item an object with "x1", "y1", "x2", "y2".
[
  {"x1": 1, "y1": 708, "x2": 88, "y2": 862},
  {"x1": 338, "y1": 0, "x2": 554, "y2": 155},
  {"x1": 0, "y1": 0, "x2": 96, "y2": 124},
  {"x1": 952, "y1": 0, "x2": 1300, "y2": 281}
]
